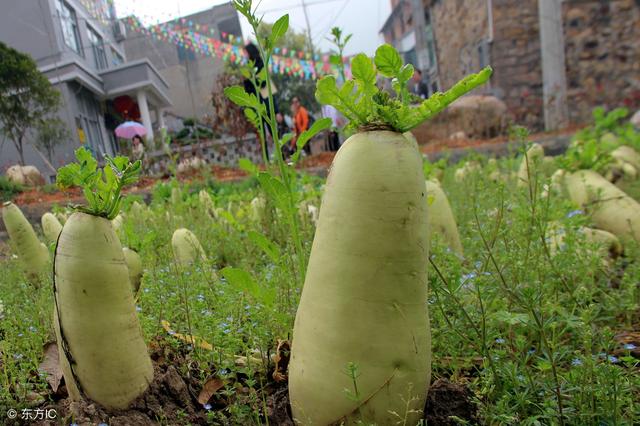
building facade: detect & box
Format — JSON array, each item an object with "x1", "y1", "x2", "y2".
[
  {"x1": 122, "y1": 3, "x2": 243, "y2": 126},
  {"x1": 0, "y1": 0, "x2": 171, "y2": 181},
  {"x1": 380, "y1": 0, "x2": 640, "y2": 131}
]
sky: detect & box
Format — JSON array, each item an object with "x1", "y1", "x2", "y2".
[{"x1": 113, "y1": 0, "x2": 391, "y2": 56}]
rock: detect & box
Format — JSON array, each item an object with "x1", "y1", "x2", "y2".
[
  {"x1": 631, "y1": 110, "x2": 640, "y2": 129},
  {"x1": 5, "y1": 165, "x2": 45, "y2": 186},
  {"x1": 176, "y1": 156, "x2": 207, "y2": 175},
  {"x1": 449, "y1": 131, "x2": 467, "y2": 140},
  {"x1": 447, "y1": 95, "x2": 508, "y2": 139},
  {"x1": 413, "y1": 95, "x2": 508, "y2": 143}
]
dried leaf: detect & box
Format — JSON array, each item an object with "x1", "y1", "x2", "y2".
[
  {"x1": 198, "y1": 377, "x2": 225, "y2": 405},
  {"x1": 272, "y1": 340, "x2": 291, "y2": 382},
  {"x1": 38, "y1": 342, "x2": 63, "y2": 392},
  {"x1": 161, "y1": 319, "x2": 214, "y2": 350}
]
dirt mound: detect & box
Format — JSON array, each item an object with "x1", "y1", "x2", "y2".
[{"x1": 424, "y1": 379, "x2": 478, "y2": 425}]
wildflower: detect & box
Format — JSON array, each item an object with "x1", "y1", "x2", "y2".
[
  {"x1": 608, "y1": 355, "x2": 619, "y2": 363},
  {"x1": 196, "y1": 294, "x2": 205, "y2": 302},
  {"x1": 29, "y1": 326, "x2": 37, "y2": 332},
  {"x1": 571, "y1": 358, "x2": 582, "y2": 366},
  {"x1": 136, "y1": 306, "x2": 142, "y2": 312},
  {"x1": 460, "y1": 272, "x2": 476, "y2": 286},
  {"x1": 495, "y1": 338, "x2": 506, "y2": 344},
  {"x1": 167, "y1": 329, "x2": 176, "y2": 336},
  {"x1": 204, "y1": 403, "x2": 212, "y2": 410},
  {"x1": 623, "y1": 343, "x2": 637, "y2": 350},
  {"x1": 566, "y1": 209, "x2": 584, "y2": 218},
  {"x1": 527, "y1": 348, "x2": 536, "y2": 355}
]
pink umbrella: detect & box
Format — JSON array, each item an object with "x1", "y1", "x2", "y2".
[{"x1": 114, "y1": 121, "x2": 147, "y2": 139}]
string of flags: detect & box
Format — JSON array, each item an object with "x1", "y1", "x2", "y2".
[{"x1": 123, "y1": 15, "x2": 351, "y2": 80}]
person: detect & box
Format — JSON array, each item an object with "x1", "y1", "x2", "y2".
[
  {"x1": 291, "y1": 96, "x2": 311, "y2": 155},
  {"x1": 410, "y1": 69, "x2": 430, "y2": 99},
  {"x1": 321, "y1": 104, "x2": 343, "y2": 151},
  {"x1": 131, "y1": 134, "x2": 145, "y2": 161},
  {"x1": 276, "y1": 112, "x2": 294, "y2": 159},
  {"x1": 243, "y1": 43, "x2": 278, "y2": 160}
]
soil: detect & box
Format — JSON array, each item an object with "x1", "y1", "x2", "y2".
[
  {"x1": 421, "y1": 125, "x2": 581, "y2": 155},
  {"x1": 424, "y1": 378, "x2": 478, "y2": 425},
  {"x1": 15, "y1": 337, "x2": 293, "y2": 426},
  {"x1": 13, "y1": 333, "x2": 480, "y2": 426}
]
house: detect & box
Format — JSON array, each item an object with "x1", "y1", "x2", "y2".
[
  {"x1": 380, "y1": 0, "x2": 640, "y2": 131},
  {"x1": 0, "y1": 0, "x2": 172, "y2": 181},
  {"x1": 122, "y1": 2, "x2": 243, "y2": 125}
]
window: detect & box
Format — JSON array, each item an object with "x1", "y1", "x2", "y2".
[
  {"x1": 87, "y1": 26, "x2": 108, "y2": 70},
  {"x1": 55, "y1": 0, "x2": 82, "y2": 55},
  {"x1": 111, "y1": 48, "x2": 124, "y2": 66},
  {"x1": 75, "y1": 89, "x2": 108, "y2": 158}
]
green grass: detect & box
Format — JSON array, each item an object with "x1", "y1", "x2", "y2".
[
  {"x1": 1, "y1": 155, "x2": 639, "y2": 425},
  {"x1": 0, "y1": 176, "x2": 23, "y2": 202}
]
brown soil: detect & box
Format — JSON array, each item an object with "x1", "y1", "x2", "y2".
[
  {"x1": 424, "y1": 378, "x2": 478, "y2": 425},
  {"x1": 17, "y1": 337, "x2": 293, "y2": 426},
  {"x1": 421, "y1": 125, "x2": 581, "y2": 155}
]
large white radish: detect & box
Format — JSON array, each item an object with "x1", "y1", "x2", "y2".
[
  {"x1": 289, "y1": 131, "x2": 431, "y2": 425},
  {"x1": 517, "y1": 143, "x2": 544, "y2": 188},
  {"x1": 564, "y1": 170, "x2": 640, "y2": 243},
  {"x1": 2, "y1": 201, "x2": 49, "y2": 279},
  {"x1": 53, "y1": 212, "x2": 153, "y2": 409},
  {"x1": 122, "y1": 247, "x2": 143, "y2": 292},
  {"x1": 425, "y1": 179, "x2": 463, "y2": 256},
  {"x1": 41, "y1": 212, "x2": 63, "y2": 244},
  {"x1": 171, "y1": 228, "x2": 207, "y2": 266}
]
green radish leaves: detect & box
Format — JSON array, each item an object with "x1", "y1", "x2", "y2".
[
  {"x1": 315, "y1": 43, "x2": 493, "y2": 133},
  {"x1": 56, "y1": 147, "x2": 141, "y2": 219}
]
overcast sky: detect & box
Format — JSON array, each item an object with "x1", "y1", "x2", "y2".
[{"x1": 114, "y1": 0, "x2": 391, "y2": 56}]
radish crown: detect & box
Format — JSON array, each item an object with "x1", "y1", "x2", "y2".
[
  {"x1": 56, "y1": 147, "x2": 141, "y2": 219},
  {"x1": 315, "y1": 44, "x2": 492, "y2": 133}
]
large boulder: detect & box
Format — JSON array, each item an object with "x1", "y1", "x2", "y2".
[
  {"x1": 631, "y1": 110, "x2": 640, "y2": 129},
  {"x1": 412, "y1": 95, "x2": 508, "y2": 143},
  {"x1": 5, "y1": 165, "x2": 45, "y2": 187}
]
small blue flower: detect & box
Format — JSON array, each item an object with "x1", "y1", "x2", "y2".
[
  {"x1": 566, "y1": 209, "x2": 584, "y2": 218},
  {"x1": 98, "y1": 423, "x2": 108, "y2": 426},
  {"x1": 196, "y1": 294, "x2": 205, "y2": 302},
  {"x1": 495, "y1": 338, "x2": 506, "y2": 344},
  {"x1": 608, "y1": 355, "x2": 619, "y2": 363},
  {"x1": 29, "y1": 326, "x2": 37, "y2": 332},
  {"x1": 571, "y1": 358, "x2": 582, "y2": 366},
  {"x1": 527, "y1": 348, "x2": 536, "y2": 355},
  {"x1": 136, "y1": 305, "x2": 142, "y2": 312},
  {"x1": 168, "y1": 329, "x2": 176, "y2": 336},
  {"x1": 13, "y1": 353, "x2": 23, "y2": 360},
  {"x1": 623, "y1": 343, "x2": 637, "y2": 350},
  {"x1": 204, "y1": 403, "x2": 212, "y2": 410}
]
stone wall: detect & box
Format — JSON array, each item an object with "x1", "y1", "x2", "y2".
[
  {"x1": 490, "y1": 0, "x2": 544, "y2": 130},
  {"x1": 563, "y1": 0, "x2": 640, "y2": 124},
  {"x1": 430, "y1": 0, "x2": 489, "y2": 90}
]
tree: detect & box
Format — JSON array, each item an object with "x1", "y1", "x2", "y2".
[
  {"x1": 0, "y1": 41, "x2": 60, "y2": 165},
  {"x1": 256, "y1": 22, "x2": 319, "y2": 114},
  {"x1": 35, "y1": 117, "x2": 70, "y2": 164}
]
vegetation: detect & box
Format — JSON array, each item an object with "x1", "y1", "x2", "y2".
[
  {"x1": 0, "y1": 41, "x2": 60, "y2": 165},
  {"x1": 0, "y1": 1, "x2": 639, "y2": 424},
  {"x1": 35, "y1": 117, "x2": 70, "y2": 164}
]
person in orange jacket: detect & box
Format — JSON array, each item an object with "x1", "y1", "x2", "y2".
[{"x1": 291, "y1": 96, "x2": 311, "y2": 155}]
